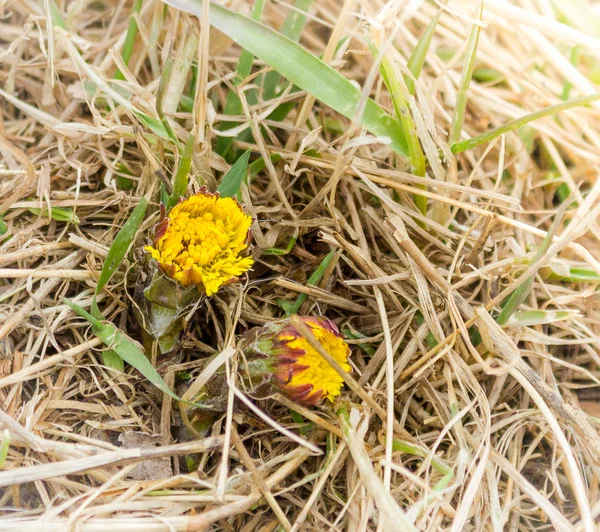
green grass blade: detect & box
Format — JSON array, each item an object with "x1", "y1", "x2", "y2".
[
  {"x1": 546, "y1": 267, "x2": 600, "y2": 283},
  {"x1": 115, "y1": 0, "x2": 143, "y2": 81},
  {"x1": 0, "y1": 217, "x2": 7, "y2": 236},
  {"x1": 286, "y1": 250, "x2": 336, "y2": 316},
  {"x1": 168, "y1": 135, "x2": 195, "y2": 208},
  {"x1": 374, "y1": 43, "x2": 426, "y2": 215},
  {"x1": 95, "y1": 198, "x2": 149, "y2": 298},
  {"x1": 262, "y1": 0, "x2": 314, "y2": 100},
  {"x1": 0, "y1": 431, "x2": 8, "y2": 469},
  {"x1": 215, "y1": 0, "x2": 265, "y2": 157},
  {"x1": 28, "y1": 206, "x2": 79, "y2": 224},
  {"x1": 452, "y1": 92, "x2": 600, "y2": 153},
  {"x1": 508, "y1": 310, "x2": 577, "y2": 327},
  {"x1": 161, "y1": 0, "x2": 408, "y2": 156},
  {"x1": 92, "y1": 197, "x2": 148, "y2": 372},
  {"x1": 496, "y1": 202, "x2": 567, "y2": 325},
  {"x1": 217, "y1": 149, "x2": 251, "y2": 198},
  {"x1": 405, "y1": 9, "x2": 442, "y2": 95},
  {"x1": 156, "y1": 56, "x2": 180, "y2": 145},
  {"x1": 449, "y1": 0, "x2": 483, "y2": 146},
  {"x1": 48, "y1": 0, "x2": 66, "y2": 29}
]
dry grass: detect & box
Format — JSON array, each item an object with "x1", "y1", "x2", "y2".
[{"x1": 1, "y1": 0, "x2": 600, "y2": 530}]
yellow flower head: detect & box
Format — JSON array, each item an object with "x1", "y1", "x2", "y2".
[
  {"x1": 145, "y1": 190, "x2": 253, "y2": 296},
  {"x1": 243, "y1": 316, "x2": 352, "y2": 405}
]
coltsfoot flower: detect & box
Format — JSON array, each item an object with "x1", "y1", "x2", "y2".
[
  {"x1": 242, "y1": 316, "x2": 352, "y2": 405},
  {"x1": 145, "y1": 190, "x2": 253, "y2": 296}
]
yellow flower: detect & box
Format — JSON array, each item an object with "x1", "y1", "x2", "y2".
[
  {"x1": 242, "y1": 316, "x2": 351, "y2": 405},
  {"x1": 145, "y1": 190, "x2": 253, "y2": 296}
]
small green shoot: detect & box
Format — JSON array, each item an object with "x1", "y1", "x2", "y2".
[
  {"x1": 28, "y1": 206, "x2": 79, "y2": 224},
  {"x1": 0, "y1": 430, "x2": 9, "y2": 469},
  {"x1": 452, "y1": 92, "x2": 600, "y2": 153},
  {"x1": 114, "y1": 0, "x2": 143, "y2": 81},
  {"x1": 168, "y1": 135, "x2": 195, "y2": 209},
  {"x1": 496, "y1": 202, "x2": 567, "y2": 325},
  {"x1": 449, "y1": 0, "x2": 484, "y2": 146},
  {"x1": 286, "y1": 250, "x2": 336, "y2": 316},
  {"x1": 92, "y1": 197, "x2": 148, "y2": 371},
  {"x1": 405, "y1": 9, "x2": 442, "y2": 95},
  {"x1": 217, "y1": 149, "x2": 251, "y2": 198}
]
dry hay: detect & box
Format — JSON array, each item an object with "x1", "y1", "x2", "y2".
[{"x1": 1, "y1": 0, "x2": 600, "y2": 530}]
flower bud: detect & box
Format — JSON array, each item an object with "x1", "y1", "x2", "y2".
[{"x1": 242, "y1": 316, "x2": 351, "y2": 405}]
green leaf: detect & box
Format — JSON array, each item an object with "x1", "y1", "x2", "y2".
[
  {"x1": 0, "y1": 218, "x2": 7, "y2": 236},
  {"x1": 342, "y1": 326, "x2": 376, "y2": 356},
  {"x1": 496, "y1": 202, "x2": 567, "y2": 325},
  {"x1": 161, "y1": 0, "x2": 408, "y2": 156},
  {"x1": 405, "y1": 9, "x2": 442, "y2": 95},
  {"x1": 28, "y1": 206, "x2": 79, "y2": 224},
  {"x1": 136, "y1": 112, "x2": 173, "y2": 141},
  {"x1": 64, "y1": 298, "x2": 209, "y2": 408},
  {"x1": 452, "y1": 91, "x2": 600, "y2": 154},
  {"x1": 92, "y1": 197, "x2": 148, "y2": 372},
  {"x1": 95, "y1": 198, "x2": 149, "y2": 298},
  {"x1": 0, "y1": 431, "x2": 8, "y2": 469},
  {"x1": 449, "y1": 0, "x2": 484, "y2": 146},
  {"x1": 156, "y1": 56, "x2": 180, "y2": 145},
  {"x1": 370, "y1": 40, "x2": 426, "y2": 215},
  {"x1": 264, "y1": 234, "x2": 297, "y2": 256},
  {"x1": 249, "y1": 153, "x2": 283, "y2": 178},
  {"x1": 168, "y1": 135, "x2": 195, "y2": 208},
  {"x1": 114, "y1": 0, "x2": 143, "y2": 81},
  {"x1": 286, "y1": 250, "x2": 336, "y2": 316},
  {"x1": 262, "y1": 0, "x2": 315, "y2": 100},
  {"x1": 508, "y1": 310, "x2": 578, "y2": 327},
  {"x1": 215, "y1": 0, "x2": 266, "y2": 158},
  {"x1": 48, "y1": 0, "x2": 66, "y2": 29},
  {"x1": 217, "y1": 149, "x2": 251, "y2": 198}
]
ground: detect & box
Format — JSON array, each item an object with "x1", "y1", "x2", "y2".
[{"x1": 1, "y1": 0, "x2": 600, "y2": 530}]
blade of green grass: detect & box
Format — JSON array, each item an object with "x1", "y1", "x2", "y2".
[
  {"x1": 342, "y1": 326, "x2": 376, "y2": 356},
  {"x1": 161, "y1": 0, "x2": 409, "y2": 156},
  {"x1": 405, "y1": 9, "x2": 442, "y2": 95},
  {"x1": 372, "y1": 41, "x2": 426, "y2": 216},
  {"x1": 0, "y1": 218, "x2": 7, "y2": 236},
  {"x1": 543, "y1": 266, "x2": 600, "y2": 283},
  {"x1": 452, "y1": 91, "x2": 600, "y2": 153},
  {"x1": 262, "y1": 0, "x2": 314, "y2": 100},
  {"x1": 28, "y1": 206, "x2": 79, "y2": 224},
  {"x1": 0, "y1": 430, "x2": 8, "y2": 469},
  {"x1": 507, "y1": 310, "x2": 578, "y2": 327},
  {"x1": 215, "y1": 0, "x2": 266, "y2": 158},
  {"x1": 263, "y1": 233, "x2": 297, "y2": 256},
  {"x1": 114, "y1": 0, "x2": 143, "y2": 81},
  {"x1": 217, "y1": 149, "x2": 251, "y2": 198},
  {"x1": 156, "y1": 56, "x2": 180, "y2": 145},
  {"x1": 48, "y1": 0, "x2": 66, "y2": 29},
  {"x1": 92, "y1": 197, "x2": 148, "y2": 371},
  {"x1": 168, "y1": 135, "x2": 195, "y2": 209},
  {"x1": 286, "y1": 250, "x2": 336, "y2": 316},
  {"x1": 94, "y1": 198, "x2": 149, "y2": 300},
  {"x1": 496, "y1": 202, "x2": 567, "y2": 325},
  {"x1": 449, "y1": 0, "x2": 484, "y2": 146}
]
